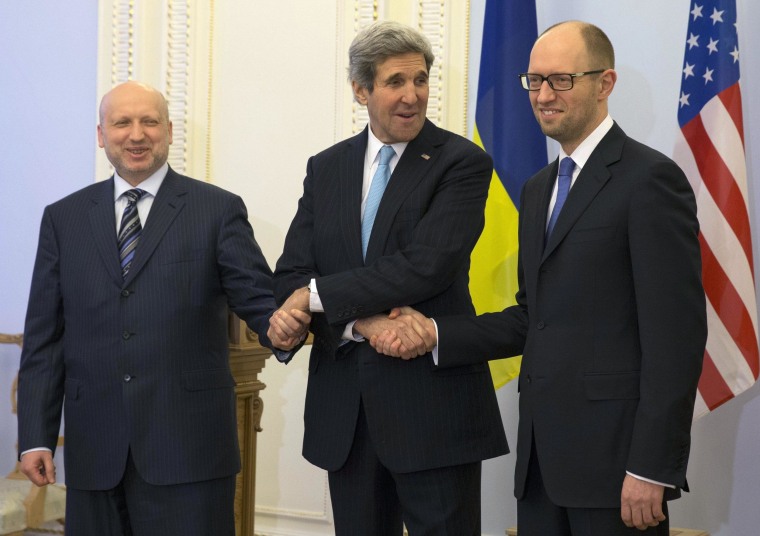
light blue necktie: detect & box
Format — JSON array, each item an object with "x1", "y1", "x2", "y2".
[
  {"x1": 362, "y1": 145, "x2": 395, "y2": 258},
  {"x1": 546, "y1": 157, "x2": 575, "y2": 238},
  {"x1": 118, "y1": 188, "x2": 147, "y2": 278}
]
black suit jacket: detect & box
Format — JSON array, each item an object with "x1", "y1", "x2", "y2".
[
  {"x1": 18, "y1": 167, "x2": 282, "y2": 490},
  {"x1": 274, "y1": 120, "x2": 508, "y2": 473},
  {"x1": 436, "y1": 123, "x2": 706, "y2": 507}
]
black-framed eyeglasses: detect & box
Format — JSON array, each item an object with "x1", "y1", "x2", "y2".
[{"x1": 518, "y1": 70, "x2": 607, "y2": 91}]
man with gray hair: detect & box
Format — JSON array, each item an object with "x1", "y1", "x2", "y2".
[{"x1": 270, "y1": 20, "x2": 506, "y2": 535}]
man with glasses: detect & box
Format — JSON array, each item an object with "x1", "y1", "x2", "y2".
[{"x1": 372, "y1": 21, "x2": 706, "y2": 535}]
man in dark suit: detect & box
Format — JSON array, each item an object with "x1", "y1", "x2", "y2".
[
  {"x1": 17, "y1": 81, "x2": 307, "y2": 535},
  {"x1": 372, "y1": 21, "x2": 706, "y2": 536},
  {"x1": 270, "y1": 20, "x2": 506, "y2": 536}
]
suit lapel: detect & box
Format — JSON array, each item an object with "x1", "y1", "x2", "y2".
[
  {"x1": 123, "y1": 168, "x2": 187, "y2": 285},
  {"x1": 365, "y1": 120, "x2": 440, "y2": 262},
  {"x1": 339, "y1": 129, "x2": 368, "y2": 267},
  {"x1": 541, "y1": 124, "x2": 625, "y2": 261},
  {"x1": 88, "y1": 178, "x2": 123, "y2": 286},
  {"x1": 518, "y1": 164, "x2": 555, "y2": 279}
]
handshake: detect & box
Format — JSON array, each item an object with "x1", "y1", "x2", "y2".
[{"x1": 267, "y1": 287, "x2": 437, "y2": 359}]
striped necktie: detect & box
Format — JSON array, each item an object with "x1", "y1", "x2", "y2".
[{"x1": 118, "y1": 188, "x2": 147, "y2": 278}]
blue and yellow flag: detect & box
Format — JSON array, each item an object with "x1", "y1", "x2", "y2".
[{"x1": 469, "y1": 0, "x2": 546, "y2": 388}]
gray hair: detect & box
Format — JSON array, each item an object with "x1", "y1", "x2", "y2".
[{"x1": 348, "y1": 20, "x2": 435, "y2": 92}]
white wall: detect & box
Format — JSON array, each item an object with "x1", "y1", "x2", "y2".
[
  {"x1": 1, "y1": 2, "x2": 759, "y2": 535},
  {"x1": 0, "y1": 1, "x2": 99, "y2": 484}
]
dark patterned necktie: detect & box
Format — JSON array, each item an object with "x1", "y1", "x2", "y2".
[{"x1": 118, "y1": 188, "x2": 147, "y2": 278}]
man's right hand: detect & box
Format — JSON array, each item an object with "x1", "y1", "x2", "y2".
[
  {"x1": 20, "y1": 450, "x2": 56, "y2": 486},
  {"x1": 358, "y1": 307, "x2": 436, "y2": 359}
]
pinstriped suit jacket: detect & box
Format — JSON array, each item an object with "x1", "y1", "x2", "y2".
[
  {"x1": 18, "y1": 167, "x2": 281, "y2": 490},
  {"x1": 273, "y1": 120, "x2": 509, "y2": 473}
]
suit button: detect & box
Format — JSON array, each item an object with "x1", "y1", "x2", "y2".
[
  {"x1": 525, "y1": 374, "x2": 532, "y2": 384},
  {"x1": 123, "y1": 374, "x2": 132, "y2": 382},
  {"x1": 351, "y1": 307, "x2": 358, "y2": 314},
  {"x1": 121, "y1": 289, "x2": 131, "y2": 297},
  {"x1": 122, "y1": 331, "x2": 131, "y2": 340},
  {"x1": 537, "y1": 321, "x2": 545, "y2": 330}
]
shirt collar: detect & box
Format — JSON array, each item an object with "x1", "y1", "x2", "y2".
[
  {"x1": 367, "y1": 126, "x2": 408, "y2": 164},
  {"x1": 559, "y1": 115, "x2": 614, "y2": 169},
  {"x1": 113, "y1": 163, "x2": 169, "y2": 201}
]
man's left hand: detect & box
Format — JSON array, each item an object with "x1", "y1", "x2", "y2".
[
  {"x1": 268, "y1": 288, "x2": 311, "y2": 350},
  {"x1": 620, "y1": 474, "x2": 666, "y2": 530}
]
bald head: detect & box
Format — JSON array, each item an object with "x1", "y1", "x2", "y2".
[
  {"x1": 538, "y1": 21, "x2": 615, "y2": 72},
  {"x1": 98, "y1": 81, "x2": 169, "y2": 126}
]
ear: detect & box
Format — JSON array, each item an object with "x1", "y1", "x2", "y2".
[
  {"x1": 97, "y1": 124, "x2": 105, "y2": 148},
  {"x1": 598, "y1": 68, "x2": 617, "y2": 100},
  {"x1": 167, "y1": 120, "x2": 173, "y2": 145},
  {"x1": 352, "y1": 80, "x2": 369, "y2": 105}
]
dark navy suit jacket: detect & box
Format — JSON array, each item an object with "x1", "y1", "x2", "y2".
[
  {"x1": 18, "y1": 167, "x2": 282, "y2": 490},
  {"x1": 436, "y1": 123, "x2": 706, "y2": 507},
  {"x1": 274, "y1": 120, "x2": 508, "y2": 474}
]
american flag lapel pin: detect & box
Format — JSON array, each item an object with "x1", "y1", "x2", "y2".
[{"x1": 421, "y1": 153, "x2": 430, "y2": 160}]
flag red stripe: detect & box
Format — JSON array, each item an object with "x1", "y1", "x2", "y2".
[
  {"x1": 718, "y1": 84, "x2": 745, "y2": 147},
  {"x1": 698, "y1": 350, "x2": 736, "y2": 410},
  {"x1": 699, "y1": 235, "x2": 760, "y2": 377},
  {"x1": 682, "y1": 116, "x2": 753, "y2": 264}
]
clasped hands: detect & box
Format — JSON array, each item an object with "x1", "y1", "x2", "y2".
[
  {"x1": 268, "y1": 289, "x2": 436, "y2": 360},
  {"x1": 359, "y1": 306, "x2": 437, "y2": 359}
]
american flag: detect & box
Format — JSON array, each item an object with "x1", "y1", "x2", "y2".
[{"x1": 674, "y1": 0, "x2": 759, "y2": 418}]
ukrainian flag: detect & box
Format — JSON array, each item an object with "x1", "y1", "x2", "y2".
[{"x1": 469, "y1": 0, "x2": 546, "y2": 388}]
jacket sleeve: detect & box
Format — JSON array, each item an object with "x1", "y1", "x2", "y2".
[
  {"x1": 625, "y1": 158, "x2": 706, "y2": 488},
  {"x1": 18, "y1": 207, "x2": 66, "y2": 454}
]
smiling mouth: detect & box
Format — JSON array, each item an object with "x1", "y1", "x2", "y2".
[{"x1": 126, "y1": 148, "x2": 149, "y2": 156}]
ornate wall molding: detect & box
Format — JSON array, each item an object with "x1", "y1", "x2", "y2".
[
  {"x1": 165, "y1": 0, "x2": 191, "y2": 174},
  {"x1": 111, "y1": 0, "x2": 134, "y2": 84},
  {"x1": 419, "y1": 0, "x2": 445, "y2": 125}
]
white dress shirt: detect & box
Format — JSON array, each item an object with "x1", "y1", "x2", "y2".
[{"x1": 308, "y1": 126, "x2": 408, "y2": 342}]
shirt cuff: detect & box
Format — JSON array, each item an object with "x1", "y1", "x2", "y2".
[
  {"x1": 431, "y1": 318, "x2": 439, "y2": 365},
  {"x1": 21, "y1": 447, "x2": 53, "y2": 457},
  {"x1": 626, "y1": 471, "x2": 675, "y2": 489},
  {"x1": 309, "y1": 278, "x2": 324, "y2": 313},
  {"x1": 342, "y1": 320, "x2": 364, "y2": 341}
]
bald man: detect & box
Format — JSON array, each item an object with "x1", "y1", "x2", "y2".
[{"x1": 17, "y1": 81, "x2": 307, "y2": 535}]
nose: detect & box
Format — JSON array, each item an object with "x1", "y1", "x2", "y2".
[
  {"x1": 128, "y1": 123, "x2": 145, "y2": 141},
  {"x1": 400, "y1": 81, "x2": 418, "y2": 104},
  {"x1": 535, "y1": 80, "x2": 556, "y2": 103}
]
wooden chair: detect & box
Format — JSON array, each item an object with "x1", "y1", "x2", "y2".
[{"x1": 0, "y1": 333, "x2": 65, "y2": 536}]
